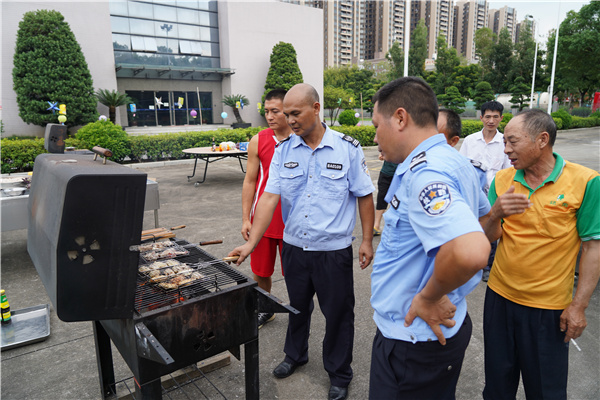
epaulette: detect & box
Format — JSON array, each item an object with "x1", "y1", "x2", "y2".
[
  {"x1": 409, "y1": 151, "x2": 427, "y2": 171},
  {"x1": 342, "y1": 135, "x2": 360, "y2": 147},
  {"x1": 469, "y1": 159, "x2": 487, "y2": 171},
  {"x1": 275, "y1": 136, "x2": 291, "y2": 148}
]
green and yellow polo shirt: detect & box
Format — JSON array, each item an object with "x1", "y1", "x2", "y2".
[{"x1": 488, "y1": 153, "x2": 599, "y2": 310}]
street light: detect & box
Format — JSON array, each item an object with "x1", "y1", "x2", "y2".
[
  {"x1": 548, "y1": 2, "x2": 561, "y2": 114},
  {"x1": 526, "y1": 15, "x2": 538, "y2": 109}
]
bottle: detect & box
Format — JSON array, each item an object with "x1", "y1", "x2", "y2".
[
  {"x1": 212, "y1": 137, "x2": 216, "y2": 152},
  {"x1": 1, "y1": 289, "x2": 11, "y2": 325}
]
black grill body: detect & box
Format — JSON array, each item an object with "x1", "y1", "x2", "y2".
[{"x1": 27, "y1": 154, "x2": 147, "y2": 321}]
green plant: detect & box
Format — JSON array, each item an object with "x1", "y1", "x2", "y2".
[
  {"x1": 551, "y1": 109, "x2": 573, "y2": 129},
  {"x1": 438, "y1": 86, "x2": 467, "y2": 114},
  {"x1": 261, "y1": 42, "x2": 303, "y2": 116},
  {"x1": 570, "y1": 107, "x2": 592, "y2": 117},
  {"x1": 0, "y1": 137, "x2": 46, "y2": 172},
  {"x1": 472, "y1": 81, "x2": 495, "y2": 110},
  {"x1": 12, "y1": 10, "x2": 98, "y2": 128},
  {"x1": 338, "y1": 109, "x2": 359, "y2": 126},
  {"x1": 222, "y1": 94, "x2": 249, "y2": 124},
  {"x1": 501, "y1": 113, "x2": 513, "y2": 124},
  {"x1": 461, "y1": 120, "x2": 485, "y2": 137},
  {"x1": 75, "y1": 120, "x2": 131, "y2": 162},
  {"x1": 95, "y1": 89, "x2": 132, "y2": 124},
  {"x1": 331, "y1": 125, "x2": 376, "y2": 146},
  {"x1": 553, "y1": 117, "x2": 563, "y2": 130}
]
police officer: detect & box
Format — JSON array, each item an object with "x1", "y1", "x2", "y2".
[
  {"x1": 368, "y1": 77, "x2": 491, "y2": 399},
  {"x1": 230, "y1": 83, "x2": 375, "y2": 400}
]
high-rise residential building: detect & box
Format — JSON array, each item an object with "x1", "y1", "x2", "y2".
[
  {"x1": 487, "y1": 6, "x2": 517, "y2": 42},
  {"x1": 410, "y1": 0, "x2": 455, "y2": 58},
  {"x1": 515, "y1": 17, "x2": 536, "y2": 43},
  {"x1": 453, "y1": 0, "x2": 488, "y2": 63}
]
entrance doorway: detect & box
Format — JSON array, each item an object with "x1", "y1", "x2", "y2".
[{"x1": 126, "y1": 90, "x2": 213, "y2": 127}]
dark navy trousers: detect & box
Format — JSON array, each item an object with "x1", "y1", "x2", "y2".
[{"x1": 281, "y1": 242, "x2": 355, "y2": 387}]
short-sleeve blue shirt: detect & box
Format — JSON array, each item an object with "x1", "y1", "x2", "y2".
[
  {"x1": 371, "y1": 134, "x2": 491, "y2": 343},
  {"x1": 265, "y1": 124, "x2": 375, "y2": 251}
]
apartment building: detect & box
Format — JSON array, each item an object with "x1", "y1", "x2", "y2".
[
  {"x1": 453, "y1": 0, "x2": 488, "y2": 62},
  {"x1": 487, "y1": 5, "x2": 517, "y2": 42},
  {"x1": 515, "y1": 17, "x2": 536, "y2": 43},
  {"x1": 411, "y1": 0, "x2": 454, "y2": 58}
]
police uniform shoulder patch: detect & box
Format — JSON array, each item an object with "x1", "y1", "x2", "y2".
[
  {"x1": 342, "y1": 135, "x2": 360, "y2": 147},
  {"x1": 418, "y1": 182, "x2": 451, "y2": 216},
  {"x1": 409, "y1": 151, "x2": 427, "y2": 171},
  {"x1": 469, "y1": 158, "x2": 487, "y2": 171},
  {"x1": 275, "y1": 136, "x2": 291, "y2": 148}
]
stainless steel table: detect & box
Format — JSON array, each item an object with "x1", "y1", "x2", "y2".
[
  {"x1": 1, "y1": 178, "x2": 160, "y2": 232},
  {"x1": 182, "y1": 147, "x2": 248, "y2": 185}
]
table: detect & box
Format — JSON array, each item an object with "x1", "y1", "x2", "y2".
[
  {"x1": 183, "y1": 147, "x2": 248, "y2": 186},
  {"x1": 1, "y1": 179, "x2": 160, "y2": 232}
]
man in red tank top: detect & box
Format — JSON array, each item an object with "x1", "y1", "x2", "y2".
[{"x1": 241, "y1": 89, "x2": 291, "y2": 328}]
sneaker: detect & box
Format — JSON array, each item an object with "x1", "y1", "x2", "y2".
[
  {"x1": 258, "y1": 312, "x2": 275, "y2": 329},
  {"x1": 373, "y1": 227, "x2": 382, "y2": 236}
]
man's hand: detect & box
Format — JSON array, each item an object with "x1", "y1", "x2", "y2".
[
  {"x1": 241, "y1": 220, "x2": 252, "y2": 241},
  {"x1": 227, "y1": 242, "x2": 254, "y2": 266},
  {"x1": 358, "y1": 240, "x2": 373, "y2": 270},
  {"x1": 560, "y1": 302, "x2": 587, "y2": 342},
  {"x1": 491, "y1": 186, "x2": 531, "y2": 219},
  {"x1": 404, "y1": 293, "x2": 457, "y2": 345}
]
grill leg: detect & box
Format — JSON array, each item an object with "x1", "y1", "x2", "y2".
[
  {"x1": 135, "y1": 379, "x2": 162, "y2": 400},
  {"x1": 93, "y1": 321, "x2": 116, "y2": 399},
  {"x1": 244, "y1": 338, "x2": 259, "y2": 400}
]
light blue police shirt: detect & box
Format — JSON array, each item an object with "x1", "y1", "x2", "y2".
[
  {"x1": 265, "y1": 124, "x2": 374, "y2": 251},
  {"x1": 371, "y1": 134, "x2": 491, "y2": 343}
]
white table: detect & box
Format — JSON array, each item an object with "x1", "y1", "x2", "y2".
[{"x1": 182, "y1": 147, "x2": 248, "y2": 185}]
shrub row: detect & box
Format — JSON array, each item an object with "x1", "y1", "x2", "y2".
[{"x1": 2, "y1": 115, "x2": 599, "y2": 173}]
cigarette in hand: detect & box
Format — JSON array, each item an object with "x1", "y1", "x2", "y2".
[{"x1": 570, "y1": 338, "x2": 582, "y2": 352}]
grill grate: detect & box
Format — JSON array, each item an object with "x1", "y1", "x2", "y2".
[{"x1": 134, "y1": 240, "x2": 250, "y2": 313}]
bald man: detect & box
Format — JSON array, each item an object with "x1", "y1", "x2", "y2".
[{"x1": 230, "y1": 84, "x2": 375, "y2": 400}]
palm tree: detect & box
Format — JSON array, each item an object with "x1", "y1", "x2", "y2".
[
  {"x1": 222, "y1": 94, "x2": 249, "y2": 124},
  {"x1": 95, "y1": 89, "x2": 132, "y2": 124}
]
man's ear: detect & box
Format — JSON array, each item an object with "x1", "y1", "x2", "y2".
[
  {"x1": 393, "y1": 108, "x2": 408, "y2": 130},
  {"x1": 313, "y1": 101, "x2": 321, "y2": 115},
  {"x1": 449, "y1": 135, "x2": 460, "y2": 147},
  {"x1": 538, "y1": 131, "x2": 550, "y2": 148}
]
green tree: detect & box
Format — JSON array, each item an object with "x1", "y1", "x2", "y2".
[
  {"x1": 324, "y1": 86, "x2": 352, "y2": 125},
  {"x1": 95, "y1": 89, "x2": 132, "y2": 125},
  {"x1": 338, "y1": 109, "x2": 359, "y2": 126},
  {"x1": 385, "y1": 41, "x2": 404, "y2": 81},
  {"x1": 472, "y1": 81, "x2": 496, "y2": 110},
  {"x1": 222, "y1": 94, "x2": 249, "y2": 124},
  {"x1": 556, "y1": 2, "x2": 600, "y2": 106},
  {"x1": 409, "y1": 19, "x2": 428, "y2": 77},
  {"x1": 489, "y1": 28, "x2": 514, "y2": 92},
  {"x1": 433, "y1": 34, "x2": 461, "y2": 94},
  {"x1": 12, "y1": 9, "x2": 98, "y2": 128},
  {"x1": 509, "y1": 77, "x2": 531, "y2": 111},
  {"x1": 438, "y1": 86, "x2": 467, "y2": 114},
  {"x1": 513, "y1": 22, "x2": 536, "y2": 83},
  {"x1": 474, "y1": 27, "x2": 496, "y2": 78},
  {"x1": 261, "y1": 42, "x2": 303, "y2": 114},
  {"x1": 450, "y1": 64, "x2": 482, "y2": 99}
]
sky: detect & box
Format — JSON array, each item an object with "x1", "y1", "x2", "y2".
[{"x1": 488, "y1": 0, "x2": 590, "y2": 42}]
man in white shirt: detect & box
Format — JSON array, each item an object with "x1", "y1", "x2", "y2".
[
  {"x1": 459, "y1": 100, "x2": 510, "y2": 282},
  {"x1": 459, "y1": 101, "x2": 511, "y2": 187}
]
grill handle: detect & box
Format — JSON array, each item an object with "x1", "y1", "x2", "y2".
[
  {"x1": 92, "y1": 146, "x2": 113, "y2": 164},
  {"x1": 199, "y1": 240, "x2": 223, "y2": 246},
  {"x1": 255, "y1": 287, "x2": 300, "y2": 315},
  {"x1": 135, "y1": 322, "x2": 174, "y2": 365}
]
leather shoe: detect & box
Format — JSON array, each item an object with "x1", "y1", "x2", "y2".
[
  {"x1": 272, "y1": 359, "x2": 307, "y2": 379},
  {"x1": 328, "y1": 385, "x2": 348, "y2": 400}
]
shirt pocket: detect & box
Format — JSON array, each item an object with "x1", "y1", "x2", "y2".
[
  {"x1": 280, "y1": 168, "x2": 305, "y2": 196},
  {"x1": 319, "y1": 169, "x2": 348, "y2": 199},
  {"x1": 537, "y1": 207, "x2": 575, "y2": 239},
  {"x1": 381, "y1": 211, "x2": 403, "y2": 249}
]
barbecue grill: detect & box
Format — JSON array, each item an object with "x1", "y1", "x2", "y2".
[{"x1": 27, "y1": 152, "x2": 297, "y2": 399}]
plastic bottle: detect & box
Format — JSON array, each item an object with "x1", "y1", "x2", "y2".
[{"x1": 1, "y1": 289, "x2": 11, "y2": 325}]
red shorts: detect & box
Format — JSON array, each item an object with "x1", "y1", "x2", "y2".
[{"x1": 250, "y1": 236, "x2": 283, "y2": 278}]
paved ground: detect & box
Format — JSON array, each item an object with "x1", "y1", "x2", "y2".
[{"x1": 1, "y1": 127, "x2": 599, "y2": 399}]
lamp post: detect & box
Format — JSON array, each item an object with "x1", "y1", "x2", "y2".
[
  {"x1": 548, "y1": 2, "x2": 561, "y2": 114},
  {"x1": 526, "y1": 15, "x2": 538, "y2": 109},
  {"x1": 160, "y1": 24, "x2": 173, "y2": 66},
  {"x1": 404, "y1": 0, "x2": 410, "y2": 77}
]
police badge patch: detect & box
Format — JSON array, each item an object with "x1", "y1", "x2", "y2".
[
  {"x1": 418, "y1": 182, "x2": 451, "y2": 216},
  {"x1": 361, "y1": 158, "x2": 370, "y2": 175},
  {"x1": 284, "y1": 162, "x2": 299, "y2": 169}
]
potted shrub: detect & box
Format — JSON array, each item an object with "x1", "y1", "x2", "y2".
[{"x1": 222, "y1": 94, "x2": 251, "y2": 129}]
